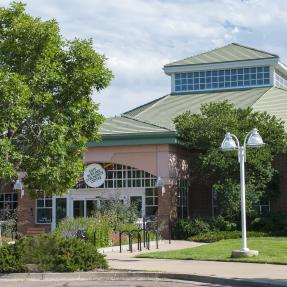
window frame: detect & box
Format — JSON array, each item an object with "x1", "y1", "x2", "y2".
[
  {"x1": 174, "y1": 66, "x2": 271, "y2": 93},
  {"x1": 35, "y1": 197, "x2": 52, "y2": 224}
]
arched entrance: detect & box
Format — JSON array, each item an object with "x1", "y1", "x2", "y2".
[{"x1": 51, "y1": 163, "x2": 158, "y2": 230}]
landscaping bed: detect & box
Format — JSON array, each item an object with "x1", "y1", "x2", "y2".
[
  {"x1": 0, "y1": 234, "x2": 107, "y2": 273},
  {"x1": 137, "y1": 237, "x2": 287, "y2": 264}
]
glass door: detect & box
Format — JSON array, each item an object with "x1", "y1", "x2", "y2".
[
  {"x1": 86, "y1": 200, "x2": 98, "y2": 217},
  {"x1": 56, "y1": 198, "x2": 67, "y2": 225},
  {"x1": 73, "y1": 200, "x2": 85, "y2": 218}
]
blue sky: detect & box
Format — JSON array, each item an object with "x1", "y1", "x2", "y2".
[{"x1": 2, "y1": 0, "x2": 287, "y2": 116}]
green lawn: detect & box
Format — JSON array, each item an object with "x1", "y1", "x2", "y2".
[{"x1": 137, "y1": 237, "x2": 287, "y2": 264}]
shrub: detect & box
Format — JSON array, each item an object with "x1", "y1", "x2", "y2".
[
  {"x1": 0, "y1": 243, "x2": 25, "y2": 272},
  {"x1": 55, "y1": 217, "x2": 111, "y2": 248},
  {"x1": 0, "y1": 209, "x2": 17, "y2": 239},
  {"x1": 208, "y1": 216, "x2": 237, "y2": 231},
  {"x1": 174, "y1": 218, "x2": 210, "y2": 239},
  {"x1": 39, "y1": 235, "x2": 107, "y2": 272},
  {"x1": 94, "y1": 199, "x2": 139, "y2": 228},
  {"x1": 251, "y1": 213, "x2": 287, "y2": 234},
  {"x1": 0, "y1": 234, "x2": 107, "y2": 272},
  {"x1": 174, "y1": 216, "x2": 236, "y2": 239},
  {"x1": 189, "y1": 230, "x2": 269, "y2": 243}
]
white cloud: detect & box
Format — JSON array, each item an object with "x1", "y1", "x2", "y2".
[{"x1": 2, "y1": 0, "x2": 287, "y2": 116}]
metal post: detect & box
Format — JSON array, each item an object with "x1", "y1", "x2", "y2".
[
  {"x1": 128, "y1": 232, "x2": 132, "y2": 252},
  {"x1": 169, "y1": 218, "x2": 171, "y2": 244},
  {"x1": 156, "y1": 231, "x2": 159, "y2": 249},
  {"x1": 143, "y1": 217, "x2": 146, "y2": 247},
  {"x1": 93, "y1": 230, "x2": 96, "y2": 247},
  {"x1": 239, "y1": 146, "x2": 249, "y2": 252},
  {"x1": 137, "y1": 232, "x2": 140, "y2": 251},
  {"x1": 119, "y1": 232, "x2": 122, "y2": 253},
  {"x1": 147, "y1": 232, "x2": 150, "y2": 250}
]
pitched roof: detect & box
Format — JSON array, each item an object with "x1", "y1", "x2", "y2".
[
  {"x1": 100, "y1": 115, "x2": 171, "y2": 135},
  {"x1": 121, "y1": 87, "x2": 287, "y2": 131},
  {"x1": 165, "y1": 43, "x2": 278, "y2": 67}
]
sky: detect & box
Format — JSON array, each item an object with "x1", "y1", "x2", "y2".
[{"x1": 2, "y1": 0, "x2": 287, "y2": 117}]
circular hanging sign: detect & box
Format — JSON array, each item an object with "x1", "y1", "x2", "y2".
[{"x1": 84, "y1": 164, "x2": 106, "y2": 188}]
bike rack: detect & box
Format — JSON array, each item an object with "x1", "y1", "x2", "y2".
[{"x1": 118, "y1": 217, "x2": 161, "y2": 253}]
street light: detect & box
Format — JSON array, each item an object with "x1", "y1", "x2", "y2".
[{"x1": 221, "y1": 128, "x2": 264, "y2": 258}]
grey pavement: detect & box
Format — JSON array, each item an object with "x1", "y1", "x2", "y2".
[
  {"x1": 0, "y1": 280, "x2": 244, "y2": 287},
  {"x1": 105, "y1": 240, "x2": 287, "y2": 286},
  {"x1": 1, "y1": 240, "x2": 287, "y2": 287}
]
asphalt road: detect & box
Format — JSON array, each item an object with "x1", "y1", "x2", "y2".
[{"x1": 0, "y1": 280, "x2": 243, "y2": 287}]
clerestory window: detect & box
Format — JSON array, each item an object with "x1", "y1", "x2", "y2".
[{"x1": 174, "y1": 66, "x2": 270, "y2": 93}]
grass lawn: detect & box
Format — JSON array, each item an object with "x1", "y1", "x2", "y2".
[{"x1": 137, "y1": 237, "x2": 287, "y2": 264}]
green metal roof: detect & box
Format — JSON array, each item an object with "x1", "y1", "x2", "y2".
[
  {"x1": 252, "y1": 87, "x2": 287, "y2": 127},
  {"x1": 100, "y1": 115, "x2": 171, "y2": 135},
  {"x1": 165, "y1": 43, "x2": 278, "y2": 67},
  {"x1": 89, "y1": 131, "x2": 178, "y2": 147},
  {"x1": 124, "y1": 87, "x2": 279, "y2": 130},
  {"x1": 95, "y1": 86, "x2": 287, "y2": 146}
]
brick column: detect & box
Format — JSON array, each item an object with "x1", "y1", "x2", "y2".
[{"x1": 157, "y1": 185, "x2": 177, "y2": 239}]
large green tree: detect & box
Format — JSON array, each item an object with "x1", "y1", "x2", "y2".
[
  {"x1": 174, "y1": 101, "x2": 287, "y2": 219},
  {"x1": 0, "y1": 2, "x2": 112, "y2": 197}
]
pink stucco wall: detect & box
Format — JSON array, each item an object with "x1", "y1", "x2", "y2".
[
  {"x1": 84, "y1": 144, "x2": 170, "y2": 179},
  {"x1": 84, "y1": 144, "x2": 191, "y2": 185}
]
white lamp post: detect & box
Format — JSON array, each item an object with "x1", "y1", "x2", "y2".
[{"x1": 221, "y1": 128, "x2": 264, "y2": 257}]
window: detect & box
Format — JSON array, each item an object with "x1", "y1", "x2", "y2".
[
  {"x1": 174, "y1": 66, "x2": 270, "y2": 93},
  {"x1": 75, "y1": 163, "x2": 158, "y2": 217},
  {"x1": 36, "y1": 197, "x2": 52, "y2": 224},
  {"x1": 177, "y1": 180, "x2": 188, "y2": 218},
  {"x1": 275, "y1": 70, "x2": 287, "y2": 90},
  {"x1": 76, "y1": 163, "x2": 157, "y2": 189},
  {"x1": 0, "y1": 192, "x2": 17, "y2": 218},
  {"x1": 256, "y1": 201, "x2": 270, "y2": 215},
  {"x1": 145, "y1": 187, "x2": 158, "y2": 216}
]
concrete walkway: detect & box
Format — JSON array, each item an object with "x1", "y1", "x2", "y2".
[{"x1": 106, "y1": 240, "x2": 287, "y2": 286}]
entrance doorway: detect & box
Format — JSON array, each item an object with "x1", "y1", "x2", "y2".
[
  {"x1": 72, "y1": 199, "x2": 98, "y2": 218},
  {"x1": 52, "y1": 188, "x2": 146, "y2": 231}
]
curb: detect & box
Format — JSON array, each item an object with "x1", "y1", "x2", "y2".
[{"x1": 0, "y1": 271, "x2": 286, "y2": 287}]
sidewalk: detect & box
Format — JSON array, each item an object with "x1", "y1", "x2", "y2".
[{"x1": 106, "y1": 240, "x2": 287, "y2": 286}]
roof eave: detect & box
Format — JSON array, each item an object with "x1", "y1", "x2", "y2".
[
  {"x1": 275, "y1": 61, "x2": 287, "y2": 76},
  {"x1": 88, "y1": 131, "x2": 178, "y2": 147},
  {"x1": 163, "y1": 57, "x2": 279, "y2": 75}
]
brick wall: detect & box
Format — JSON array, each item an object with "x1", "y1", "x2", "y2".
[
  {"x1": 271, "y1": 154, "x2": 287, "y2": 212},
  {"x1": 17, "y1": 192, "x2": 51, "y2": 235},
  {"x1": 188, "y1": 176, "x2": 212, "y2": 217},
  {"x1": 157, "y1": 185, "x2": 177, "y2": 238}
]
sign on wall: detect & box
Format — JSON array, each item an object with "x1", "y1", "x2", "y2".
[{"x1": 84, "y1": 163, "x2": 106, "y2": 188}]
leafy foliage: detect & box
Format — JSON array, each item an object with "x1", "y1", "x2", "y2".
[
  {"x1": 174, "y1": 101, "x2": 287, "y2": 219},
  {"x1": 190, "y1": 230, "x2": 269, "y2": 243},
  {"x1": 55, "y1": 217, "x2": 111, "y2": 248},
  {"x1": 251, "y1": 212, "x2": 287, "y2": 234},
  {"x1": 0, "y1": 234, "x2": 107, "y2": 272},
  {"x1": 174, "y1": 216, "x2": 236, "y2": 239},
  {"x1": 55, "y1": 201, "x2": 140, "y2": 247},
  {"x1": 0, "y1": 2, "x2": 112, "y2": 196},
  {"x1": 0, "y1": 243, "x2": 24, "y2": 272},
  {"x1": 94, "y1": 199, "x2": 139, "y2": 230}
]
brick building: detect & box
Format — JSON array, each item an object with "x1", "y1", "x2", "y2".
[{"x1": 2, "y1": 43, "x2": 287, "y2": 235}]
